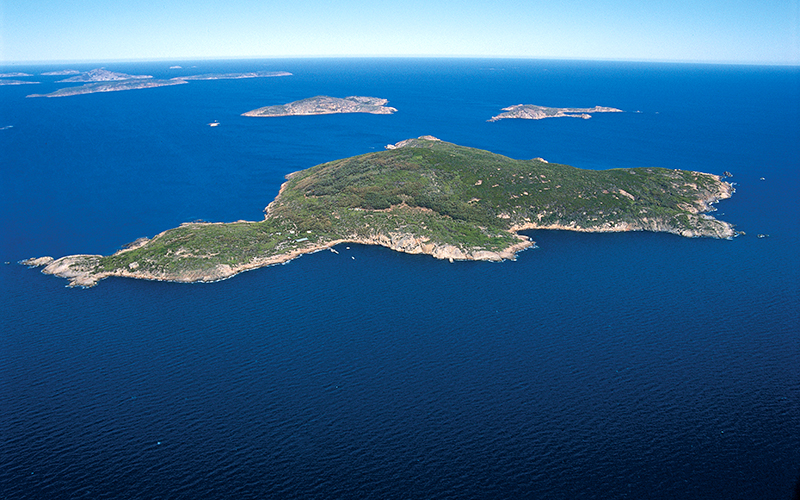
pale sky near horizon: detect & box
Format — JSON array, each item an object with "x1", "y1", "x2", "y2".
[{"x1": 1, "y1": 0, "x2": 798, "y2": 65}]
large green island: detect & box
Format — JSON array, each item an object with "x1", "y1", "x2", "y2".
[{"x1": 24, "y1": 137, "x2": 735, "y2": 287}]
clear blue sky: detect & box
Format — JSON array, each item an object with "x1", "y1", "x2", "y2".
[{"x1": 2, "y1": 0, "x2": 798, "y2": 64}]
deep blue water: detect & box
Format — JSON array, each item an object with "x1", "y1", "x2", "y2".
[{"x1": 1, "y1": 59, "x2": 798, "y2": 499}]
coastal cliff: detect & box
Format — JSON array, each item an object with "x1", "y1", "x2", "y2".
[{"x1": 24, "y1": 137, "x2": 735, "y2": 287}]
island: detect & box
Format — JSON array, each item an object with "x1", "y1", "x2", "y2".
[
  {"x1": 181, "y1": 71, "x2": 292, "y2": 80},
  {"x1": 41, "y1": 70, "x2": 81, "y2": 76},
  {"x1": 489, "y1": 104, "x2": 623, "y2": 122},
  {"x1": 0, "y1": 80, "x2": 39, "y2": 86},
  {"x1": 57, "y1": 68, "x2": 152, "y2": 83},
  {"x1": 23, "y1": 137, "x2": 735, "y2": 288},
  {"x1": 0, "y1": 72, "x2": 33, "y2": 78},
  {"x1": 27, "y1": 79, "x2": 188, "y2": 98},
  {"x1": 26, "y1": 69, "x2": 291, "y2": 98},
  {"x1": 242, "y1": 96, "x2": 397, "y2": 117}
]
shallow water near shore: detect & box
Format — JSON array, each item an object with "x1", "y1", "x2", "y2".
[{"x1": 1, "y1": 59, "x2": 798, "y2": 499}]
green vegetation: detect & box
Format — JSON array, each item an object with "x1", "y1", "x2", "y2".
[{"x1": 35, "y1": 137, "x2": 734, "y2": 286}]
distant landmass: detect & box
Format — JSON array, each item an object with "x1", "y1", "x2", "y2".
[
  {"x1": 26, "y1": 68, "x2": 291, "y2": 98},
  {"x1": 243, "y1": 96, "x2": 397, "y2": 117},
  {"x1": 24, "y1": 137, "x2": 734, "y2": 287},
  {"x1": 181, "y1": 71, "x2": 292, "y2": 80},
  {"x1": 489, "y1": 104, "x2": 623, "y2": 122},
  {"x1": 27, "y1": 79, "x2": 188, "y2": 98},
  {"x1": 0, "y1": 72, "x2": 33, "y2": 78},
  {"x1": 41, "y1": 69, "x2": 81, "y2": 76},
  {"x1": 58, "y1": 68, "x2": 153, "y2": 83},
  {"x1": 0, "y1": 80, "x2": 39, "y2": 86}
]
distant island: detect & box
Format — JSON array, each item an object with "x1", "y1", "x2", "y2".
[
  {"x1": 0, "y1": 72, "x2": 34, "y2": 78},
  {"x1": 0, "y1": 80, "x2": 39, "y2": 86},
  {"x1": 41, "y1": 70, "x2": 81, "y2": 76},
  {"x1": 489, "y1": 104, "x2": 623, "y2": 122},
  {"x1": 26, "y1": 69, "x2": 291, "y2": 98},
  {"x1": 57, "y1": 68, "x2": 152, "y2": 83},
  {"x1": 24, "y1": 137, "x2": 735, "y2": 288},
  {"x1": 243, "y1": 96, "x2": 397, "y2": 117},
  {"x1": 181, "y1": 71, "x2": 292, "y2": 80},
  {"x1": 27, "y1": 79, "x2": 188, "y2": 98}
]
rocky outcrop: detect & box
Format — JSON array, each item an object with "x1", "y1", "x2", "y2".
[
  {"x1": 386, "y1": 136, "x2": 441, "y2": 149},
  {"x1": 351, "y1": 231, "x2": 531, "y2": 263}
]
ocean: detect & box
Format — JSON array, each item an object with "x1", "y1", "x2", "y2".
[{"x1": 1, "y1": 58, "x2": 798, "y2": 499}]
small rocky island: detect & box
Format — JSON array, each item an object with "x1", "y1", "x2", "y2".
[
  {"x1": 489, "y1": 104, "x2": 623, "y2": 122},
  {"x1": 27, "y1": 79, "x2": 188, "y2": 97},
  {"x1": 24, "y1": 137, "x2": 735, "y2": 288},
  {"x1": 242, "y1": 96, "x2": 397, "y2": 117}
]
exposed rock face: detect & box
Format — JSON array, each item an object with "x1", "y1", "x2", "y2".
[
  {"x1": 489, "y1": 104, "x2": 623, "y2": 122},
  {"x1": 243, "y1": 96, "x2": 397, "y2": 117},
  {"x1": 353, "y1": 231, "x2": 531, "y2": 263},
  {"x1": 24, "y1": 255, "x2": 103, "y2": 288},
  {"x1": 21, "y1": 256, "x2": 54, "y2": 267},
  {"x1": 386, "y1": 136, "x2": 441, "y2": 149}
]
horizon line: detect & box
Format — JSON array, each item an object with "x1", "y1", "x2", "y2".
[{"x1": 2, "y1": 54, "x2": 798, "y2": 68}]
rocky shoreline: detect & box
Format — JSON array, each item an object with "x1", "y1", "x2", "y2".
[{"x1": 22, "y1": 230, "x2": 535, "y2": 288}]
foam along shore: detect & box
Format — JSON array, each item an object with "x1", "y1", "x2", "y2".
[{"x1": 23, "y1": 137, "x2": 735, "y2": 288}]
